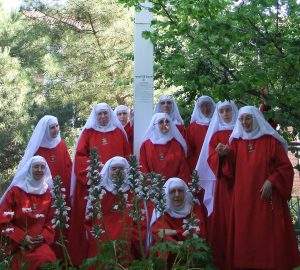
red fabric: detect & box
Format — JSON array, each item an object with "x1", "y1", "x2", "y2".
[
  {"x1": 85, "y1": 191, "x2": 134, "y2": 267},
  {"x1": 206, "y1": 130, "x2": 233, "y2": 270},
  {"x1": 69, "y1": 128, "x2": 131, "y2": 266},
  {"x1": 186, "y1": 122, "x2": 208, "y2": 171},
  {"x1": 139, "y1": 138, "x2": 191, "y2": 182},
  {"x1": 36, "y1": 140, "x2": 72, "y2": 200},
  {"x1": 151, "y1": 203, "x2": 207, "y2": 243},
  {"x1": 36, "y1": 139, "x2": 72, "y2": 259},
  {"x1": 176, "y1": 124, "x2": 186, "y2": 139},
  {"x1": 0, "y1": 186, "x2": 56, "y2": 269},
  {"x1": 124, "y1": 123, "x2": 134, "y2": 153},
  {"x1": 224, "y1": 135, "x2": 300, "y2": 269}
]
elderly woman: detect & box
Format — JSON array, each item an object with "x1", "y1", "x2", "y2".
[
  {"x1": 18, "y1": 115, "x2": 72, "y2": 202},
  {"x1": 85, "y1": 156, "x2": 134, "y2": 266},
  {"x1": 187, "y1": 96, "x2": 215, "y2": 171},
  {"x1": 114, "y1": 105, "x2": 133, "y2": 151},
  {"x1": 139, "y1": 113, "x2": 190, "y2": 183},
  {"x1": 150, "y1": 177, "x2": 207, "y2": 268},
  {"x1": 154, "y1": 95, "x2": 186, "y2": 138},
  {"x1": 0, "y1": 156, "x2": 56, "y2": 270},
  {"x1": 196, "y1": 100, "x2": 237, "y2": 269},
  {"x1": 69, "y1": 103, "x2": 131, "y2": 266},
  {"x1": 220, "y1": 106, "x2": 300, "y2": 269}
]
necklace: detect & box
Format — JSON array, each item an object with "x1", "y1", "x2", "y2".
[{"x1": 247, "y1": 140, "x2": 255, "y2": 152}]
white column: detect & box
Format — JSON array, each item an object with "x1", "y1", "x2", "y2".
[{"x1": 133, "y1": 1, "x2": 154, "y2": 157}]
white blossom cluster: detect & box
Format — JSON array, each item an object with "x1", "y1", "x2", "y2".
[
  {"x1": 1, "y1": 227, "x2": 14, "y2": 234},
  {"x1": 3, "y1": 211, "x2": 14, "y2": 217},
  {"x1": 127, "y1": 156, "x2": 149, "y2": 201},
  {"x1": 148, "y1": 172, "x2": 166, "y2": 214},
  {"x1": 187, "y1": 170, "x2": 201, "y2": 203},
  {"x1": 85, "y1": 149, "x2": 105, "y2": 239},
  {"x1": 22, "y1": 207, "x2": 32, "y2": 213},
  {"x1": 182, "y1": 217, "x2": 200, "y2": 238},
  {"x1": 91, "y1": 224, "x2": 105, "y2": 240},
  {"x1": 126, "y1": 156, "x2": 149, "y2": 221},
  {"x1": 111, "y1": 169, "x2": 130, "y2": 212},
  {"x1": 51, "y1": 176, "x2": 71, "y2": 230}
]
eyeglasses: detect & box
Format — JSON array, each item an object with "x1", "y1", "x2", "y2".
[
  {"x1": 158, "y1": 119, "x2": 170, "y2": 125},
  {"x1": 238, "y1": 115, "x2": 253, "y2": 122},
  {"x1": 160, "y1": 101, "x2": 172, "y2": 105},
  {"x1": 117, "y1": 112, "x2": 128, "y2": 116}
]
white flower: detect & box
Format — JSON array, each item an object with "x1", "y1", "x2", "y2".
[
  {"x1": 35, "y1": 214, "x2": 45, "y2": 219},
  {"x1": 113, "y1": 205, "x2": 119, "y2": 210},
  {"x1": 1, "y1": 227, "x2": 14, "y2": 234},
  {"x1": 3, "y1": 211, "x2": 14, "y2": 217},
  {"x1": 61, "y1": 188, "x2": 66, "y2": 192},
  {"x1": 22, "y1": 207, "x2": 32, "y2": 213}
]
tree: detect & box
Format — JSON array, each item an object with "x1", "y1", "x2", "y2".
[
  {"x1": 118, "y1": 0, "x2": 300, "y2": 137},
  {"x1": 0, "y1": 47, "x2": 29, "y2": 185},
  {"x1": 0, "y1": 0, "x2": 134, "y2": 180}
]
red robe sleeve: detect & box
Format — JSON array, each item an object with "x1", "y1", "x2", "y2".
[
  {"x1": 207, "y1": 132, "x2": 234, "y2": 187},
  {"x1": 74, "y1": 129, "x2": 91, "y2": 186},
  {"x1": 220, "y1": 140, "x2": 237, "y2": 182},
  {"x1": 0, "y1": 189, "x2": 26, "y2": 244},
  {"x1": 267, "y1": 140, "x2": 294, "y2": 201},
  {"x1": 178, "y1": 156, "x2": 191, "y2": 183},
  {"x1": 139, "y1": 142, "x2": 150, "y2": 174},
  {"x1": 41, "y1": 204, "x2": 55, "y2": 244}
]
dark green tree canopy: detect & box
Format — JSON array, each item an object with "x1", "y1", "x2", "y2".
[{"x1": 119, "y1": 0, "x2": 300, "y2": 137}]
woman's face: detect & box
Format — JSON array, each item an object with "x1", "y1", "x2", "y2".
[
  {"x1": 158, "y1": 118, "x2": 170, "y2": 134},
  {"x1": 117, "y1": 111, "x2": 129, "y2": 126},
  {"x1": 109, "y1": 165, "x2": 125, "y2": 181},
  {"x1": 239, "y1": 113, "x2": 254, "y2": 133},
  {"x1": 200, "y1": 101, "x2": 213, "y2": 118},
  {"x1": 160, "y1": 100, "x2": 172, "y2": 114},
  {"x1": 49, "y1": 123, "x2": 60, "y2": 138},
  {"x1": 219, "y1": 105, "x2": 233, "y2": 123},
  {"x1": 32, "y1": 163, "x2": 46, "y2": 181},
  {"x1": 169, "y1": 187, "x2": 185, "y2": 208},
  {"x1": 97, "y1": 110, "x2": 109, "y2": 126}
]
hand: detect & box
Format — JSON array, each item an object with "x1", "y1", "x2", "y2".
[
  {"x1": 158, "y1": 229, "x2": 176, "y2": 238},
  {"x1": 260, "y1": 180, "x2": 272, "y2": 200},
  {"x1": 215, "y1": 143, "x2": 230, "y2": 157},
  {"x1": 23, "y1": 235, "x2": 35, "y2": 250},
  {"x1": 23, "y1": 234, "x2": 44, "y2": 249},
  {"x1": 32, "y1": 234, "x2": 44, "y2": 244}
]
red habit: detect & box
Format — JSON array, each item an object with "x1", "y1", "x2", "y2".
[
  {"x1": 139, "y1": 138, "x2": 191, "y2": 182},
  {"x1": 206, "y1": 129, "x2": 233, "y2": 270},
  {"x1": 69, "y1": 128, "x2": 131, "y2": 266},
  {"x1": 186, "y1": 122, "x2": 208, "y2": 171},
  {"x1": 35, "y1": 139, "x2": 72, "y2": 202},
  {"x1": 225, "y1": 135, "x2": 300, "y2": 269},
  {"x1": 85, "y1": 191, "x2": 134, "y2": 266},
  {"x1": 176, "y1": 124, "x2": 186, "y2": 139},
  {"x1": 36, "y1": 140, "x2": 72, "y2": 259},
  {"x1": 0, "y1": 186, "x2": 56, "y2": 270},
  {"x1": 151, "y1": 204, "x2": 207, "y2": 243},
  {"x1": 124, "y1": 123, "x2": 134, "y2": 152}
]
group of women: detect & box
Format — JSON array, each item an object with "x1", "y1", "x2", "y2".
[{"x1": 0, "y1": 95, "x2": 299, "y2": 269}]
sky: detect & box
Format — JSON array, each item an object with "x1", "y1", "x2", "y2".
[{"x1": 0, "y1": 0, "x2": 21, "y2": 13}]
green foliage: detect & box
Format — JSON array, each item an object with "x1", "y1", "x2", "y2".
[
  {"x1": 118, "y1": 0, "x2": 300, "y2": 136},
  {"x1": 0, "y1": 0, "x2": 133, "y2": 181},
  {"x1": 0, "y1": 47, "x2": 29, "y2": 186}
]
